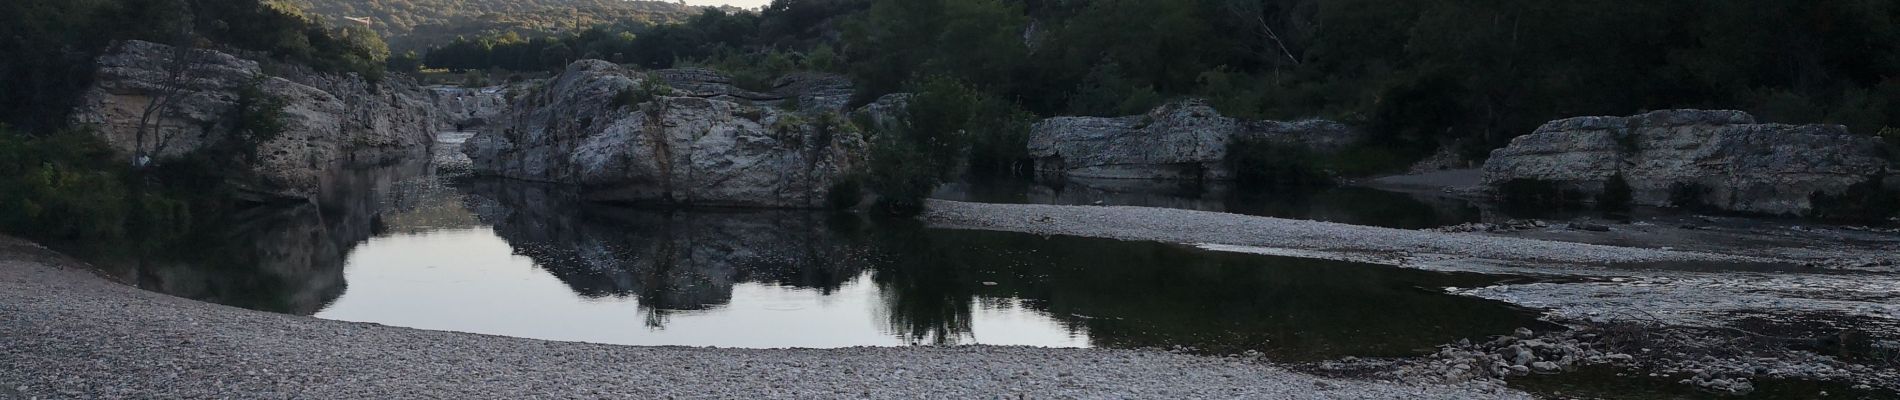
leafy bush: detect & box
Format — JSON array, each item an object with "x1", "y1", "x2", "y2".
[
  {"x1": 0, "y1": 127, "x2": 199, "y2": 246},
  {"x1": 1226, "y1": 139, "x2": 1331, "y2": 187},
  {"x1": 228, "y1": 76, "x2": 289, "y2": 163},
  {"x1": 827, "y1": 174, "x2": 864, "y2": 211},
  {"x1": 1668, "y1": 182, "x2": 1715, "y2": 211},
  {"x1": 1598, "y1": 173, "x2": 1634, "y2": 212},
  {"x1": 1498, "y1": 179, "x2": 1587, "y2": 209},
  {"x1": 614, "y1": 77, "x2": 675, "y2": 109},
  {"x1": 864, "y1": 78, "x2": 980, "y2": 216},
  {"x1": 1809, "y1": 175, "x2": 1898, "y2": 224}
]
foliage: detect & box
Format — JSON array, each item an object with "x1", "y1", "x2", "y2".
[
  {"x1": 1598, "y1": 173, "x2": 1634, "y2": 212},
  {"x1": 279, "y1": 0, "x2": 707, "y2": 51},
  {"x1": 1668, "y1": 182, "x2": 1715, "y2": 211},
  {"x1": 1809, "y1": 175, "x2": 1898, "y2": 224},
  {"x1": 0, "y1": 128, "x2": 136, "y2": 241},
  {"x1": 0, "y1": 0, "x2": 393, "y2": 131},
  {"x1": 613, "y1": 77, "x2": 674, "y2": 109},
  {"x1": 226, "y1": 76, "x2": 290, "y2": 164},
  {"x1": 826, "y1": 174, "x2": 864, "y2": 211},
  {"x1": 1225, "y1": 138, "x2": 1331, "y2": 187},
  {"x1": 1497, "y1": 179, "x2": 1587, "y2": 210}
]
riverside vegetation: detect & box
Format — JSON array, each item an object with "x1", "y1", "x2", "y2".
[{"x1": 2, "y1": 0, "x2": 1899, "y2": 398}]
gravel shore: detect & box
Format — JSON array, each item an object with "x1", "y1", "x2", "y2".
[
  {"x1": 0, "y1": 236, "x2": 1527, "y2": 399},
  {"x1": 923, "y1": 200, "x2": 1764, "y2": 268}
]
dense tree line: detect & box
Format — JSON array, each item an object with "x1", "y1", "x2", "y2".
[
  {"x1": 418, "y1": 0, "x2": 1900, "y2": 161},
  {"x1": 281, "y1": 0, "x2": 713, "y2": 50},
  {"x1": 411, "y1": 0, "x2": 1900, "y2": 214}
]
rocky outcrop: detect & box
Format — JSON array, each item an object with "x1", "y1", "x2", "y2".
[
  {"x1": 1481, "y1": 110, "x2": 1893, "y2": 215},
  {"x1": 431, "y1": 85, "x2": 512, "y2": 130},
  {"x1": 70, "y1": 40, "x2": 444, "y2": 201},
  {"x1": 1028, "y1": 99, "x2": 1361, "y2": 181},
  {"x1": 650, "y1": 68, "x2": 855, "y2": 112},
  {"x1": 463, "y1": 61, "x2": 865, "y2": 208}
]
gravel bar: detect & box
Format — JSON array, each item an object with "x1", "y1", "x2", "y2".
[
  {"x1": 923, "y1": 200, "x2": 1765, "y2": 267},
  {"x1": 0, "y1": 236, "x2": 1528, "y2": 399}
]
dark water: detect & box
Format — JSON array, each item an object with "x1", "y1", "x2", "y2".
[
  {"x1": 77, "y1": 161, "x2": 1543, "y2": 361},
  {"x1": 933, "y1": 176, "x2": 1485, "y2": 229}
]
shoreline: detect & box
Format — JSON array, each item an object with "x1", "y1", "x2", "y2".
[
  {"x1": 0, "y1": 235, "x2": 1525, "y2": 399},
  {"x1": 922, "y1": 200, "x2": 1768, "y2": 268},
  {"x1": 923, "y1": 199, "x2": 1900, "y2": 393}
]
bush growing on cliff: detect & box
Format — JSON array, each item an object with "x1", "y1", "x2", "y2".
[
  {"x1": 227, "y1": 76, "x2": 290, "y2": 165},
  {"x1": 1598, "y1": 173, "x2": 1634, "y2": 212},
  {"x1": 1668, "y1": 182, "x2": 1716, "y2": 211},
  {"x1": 1809, "y1": 175, "x2": 1899, "y2": 224},
  {"x1": 1226, "y1": 138, "x2": 1332, "y2": 187},
  {"x1": 1498, "y1": 178, "x2": 1587, "y2": 211}
]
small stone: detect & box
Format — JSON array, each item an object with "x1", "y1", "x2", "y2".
[
  {"x1": 1531, "y1": 361, "x2": 1559, "y2": 372},
  {"x1": 1513, "y1": 327, "x2": 1535, "y2": 339}
]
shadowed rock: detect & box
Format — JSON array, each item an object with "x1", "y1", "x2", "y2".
[{"x1": 1481, "y1": 110, "x2": 1893, "y2": 215}]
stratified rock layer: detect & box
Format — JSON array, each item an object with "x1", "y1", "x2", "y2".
[
  {"x1": 71, "y1": 40, "x2": 443, "y2": 201},
  {"x1": 463, "y1": 61, "x2": 864, "y2": 208},
  {"x1": 1028, "y1": 99, "x2": 1360, "y2": 181},
  {"x1": 1482, "y1": 110, "x2": 1892, "y2": 215}
]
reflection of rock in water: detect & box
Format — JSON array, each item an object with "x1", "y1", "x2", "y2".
[
  {"x1": 118, "y1": 163, "x2": 432, "y2": 315},
  {"x1": 857, "y1": 226, "x2": 1543, "y2": 359},
  {"x1": 463, "y1": 179, "x2": 861, "y2": 327}
]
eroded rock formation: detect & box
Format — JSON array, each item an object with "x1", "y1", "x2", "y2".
[
  {"x1": 463, "y1": 60, "x2": 865, "y2": 208},
  {"x1": 1481, "y1": 110, "x2": 1893, "y2": 215},
  {"x1": 70, "y1": 40, "x2": 444, "y2": 201},
  {"x1": 1028, "y1": 99, "x2": 1361, "y2": 181}
]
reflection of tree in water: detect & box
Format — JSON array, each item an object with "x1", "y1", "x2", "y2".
[
  {"x1": 861, "y1": 221, "x2": 977, "y2": 345},
  {"x1": 79, "y1": 163, "x2": 433, "y2": 315},
  {"x1": 856, "y1": 224, "x2": 1544, "y2": 360},
  {"x1": 465, "y1": 178, "x2": 1539, "y2": 357},
  {"x1": 463, "y1": 179, "x2": 861, "y2": 328}
]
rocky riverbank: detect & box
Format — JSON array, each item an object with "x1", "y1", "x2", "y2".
[{"x1": 0, "y1": 235, "x2": 1530, "y2": 399}]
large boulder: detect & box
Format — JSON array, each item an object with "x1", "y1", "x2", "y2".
[
  {"x1": 463, "y1": 60, "x2": 865, "y2": 209},
  {"x1": 1481, "y1": 110, "x2": 1894, "y2": 215},
  {"x1": 70, "y1": 40, "x2": 443, "y2": 201},
  {"x1": 649, "y1": 68, "x2": 855, "y2": 113},
  {"x1": 1028, "y1": 99, "x2": 1360, "y2": 180}
]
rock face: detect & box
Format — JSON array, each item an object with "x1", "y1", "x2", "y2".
[
  {"x1": 431, "y1": 85, "x2": 512, "y2": 130},
  {"x1": 650, "y1": 68, "x2": 855, "y2": 113},
  {"x1": 1028, "y1": 99, "x2": 1360, "y2": 180},
  {"x1": 70, "y1": 40, "x2": 443, "y2": 200},
  {"x1": 463, "y1": 60, "x2": 865, "y2": 208},
  {"x1": 1482, "y1": 110, "x2": 1893, "y2": 215}
]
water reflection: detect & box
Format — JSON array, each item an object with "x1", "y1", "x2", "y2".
[
  {"x1": 933, "y1": 176, "x2": 1484, "y2": 229},
  {"x1": 461, "y1": 180, "x2": 861, "y2": 328},
  {"x1": 81, "y1": 163, "x2": 436, "y2": 315},
  {"x1": 89, "y1": 164, "x2": 1542, "y2": 360}
]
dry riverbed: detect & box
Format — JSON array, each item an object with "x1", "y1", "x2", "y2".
[
  {"x1": 0, "y1": 236, "x2": 1527, "y2": 399},
  {"x1": 924, "y1": 200, "x2": 1900, "y2": 395}
]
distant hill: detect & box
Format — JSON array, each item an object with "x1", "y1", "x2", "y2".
[{"x1": 280, "y1": 0, "x2": 720, "y2": 49}]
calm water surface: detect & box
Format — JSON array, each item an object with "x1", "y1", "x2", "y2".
[{"x1": 79, "y1": 145, "x2": 1543, "y2": 361}]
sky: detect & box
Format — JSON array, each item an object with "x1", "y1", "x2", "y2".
[{"x1": 680, "y1": 0, "x2": 773, "y2": 9}]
